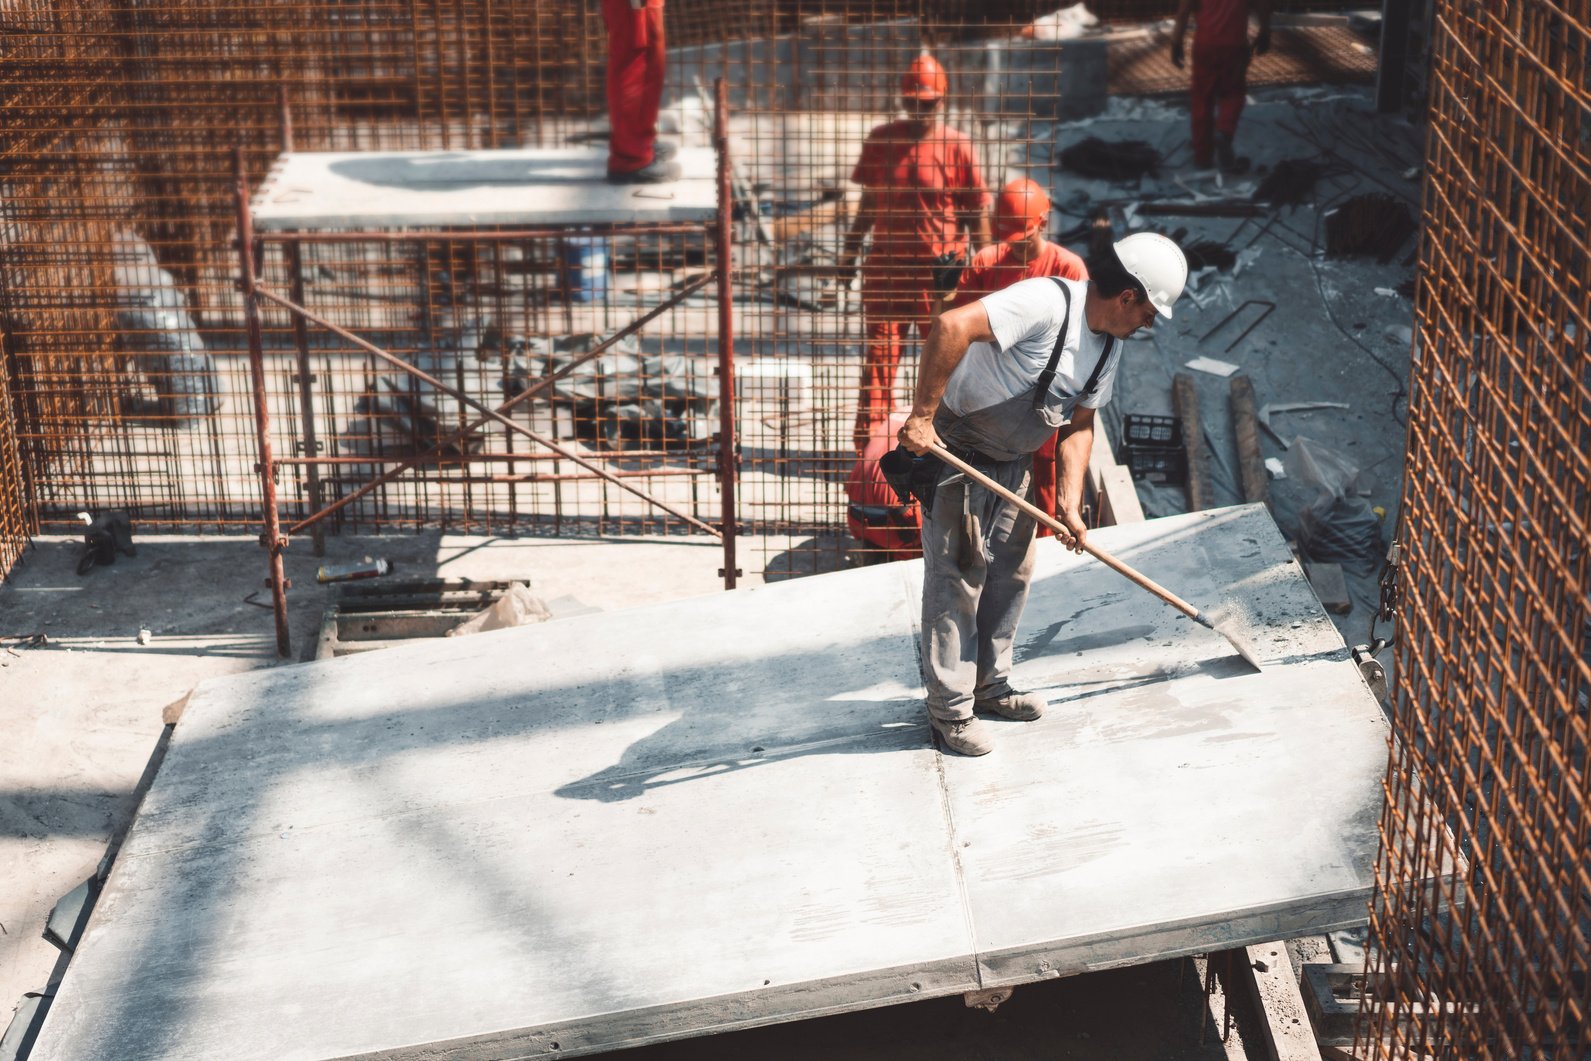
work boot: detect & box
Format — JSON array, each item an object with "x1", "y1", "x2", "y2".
[
  {"x1": 930, "y1": 716, "x2": 994, "y2": 757},
  {"x1": 1213, "y1": 133, "x2": 1249, "y2": 175},
  {"x1": 607, "y1": 157, "x2": 682, "y2": 185},
  {"x1": 975, "y1": 690, "x2": 1046, "y2": 721}
]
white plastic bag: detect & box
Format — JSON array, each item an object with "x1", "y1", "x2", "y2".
[
  {"x1": 1285, "y1": 437, "x2": 1382, "y2": 574},
  {"x1": 447, "y1": 582, "x2": 551, "y2": 637}
]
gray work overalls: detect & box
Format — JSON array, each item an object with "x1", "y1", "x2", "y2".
[{"x1": 920, "y1": 279, "x2": 1118, "y2": 721}]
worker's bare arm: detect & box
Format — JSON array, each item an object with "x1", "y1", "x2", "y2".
[
  {"x1": 1053, "y1": 406, "x2": 1096, "y2": 552},
  {"x1": 838, "y1": 187, "x2": 879, "y2": 285},
  {"x1": 898, "y1": 302, "x2": 994, "y2": 454},
  {"x1": 1169, "y1": 0, "x2": 1196, "y2": 66}
]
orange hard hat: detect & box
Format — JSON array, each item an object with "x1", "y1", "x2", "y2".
[
  {"x1": 994, "y1": 178, "x2": 1051, "y2": 240},
  {"x1": 900, "y1": 55, "x2": 948, "y2": 101}
]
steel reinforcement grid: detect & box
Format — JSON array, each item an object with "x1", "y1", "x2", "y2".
[
  {"x1": 0, "y1": 350, "x2": 29, "y2": 581},
  {"x1": 1356, "y1": 2, "x2": 1590, "y2": 1059},
  {"x1": 2, "y1": 0, "x2": 1373, "y2": 582}
]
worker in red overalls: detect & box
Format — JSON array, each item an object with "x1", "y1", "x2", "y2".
[
  {"x1": 840, "y1": 54, "x2": 990, "y2": 452},
  {"x1": 846, "y1": 411, "x2": 921, "y2": 562},
  {"x1": 1169, "y1": 0, "x2": 1272, "y2": 172},
  {"x1": 953, "y1": 178, "x2": 1088, "y2": 538},
  {"x1": 602, "y1": 0, "x2": 678, "y2": 183}
]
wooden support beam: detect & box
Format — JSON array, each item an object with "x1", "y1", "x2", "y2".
[
  {"x1": 1173, "y1": 372, "x2": 1213, "y2": 512},
  {"x1": 1234, "y1": 943, "x2": 1326, "y2": 1061},
  {"x1": 1230, "y1": 375, "x2": 1270, "y2": 507},
  {"x1": 1088, "y1": 425, "x2": 1145, "y2": 525}
]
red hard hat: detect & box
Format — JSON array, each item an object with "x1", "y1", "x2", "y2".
[
  {"x1": 900, "y1": 55, "x2": 948, "y2": 101},
  {"x1": 994, "y1": 178, "x2": 1051, "y2": 241}
]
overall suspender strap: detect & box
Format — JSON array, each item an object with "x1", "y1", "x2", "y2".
[
  {"x1": 1032, "y1": 277, "x2": 1115, "y2": 410},
  {"x1": 1031, "y1": 279, "x2": 1072, "y2": 410},
  {"x1": 1083, "y1": 333, "x2": 1118, "y2": 399}
]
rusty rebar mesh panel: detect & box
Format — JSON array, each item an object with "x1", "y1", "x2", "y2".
[
  {"x1": 0, "y1": 351, "x2": 30, "y2": 581},
  {"x1": 1356, "y1": 2, "x2": 1590, "y2": 1059},
  {"x1": 1109, "y1": 22, "x2": 1377, "y2": 97}
]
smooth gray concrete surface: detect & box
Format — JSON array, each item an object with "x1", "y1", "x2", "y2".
[
  {"x1": 29, "y1": 505, "x2": 1386, "y2": 1061},
  {"x1": 251, "y1": 148, "x2": 718, "y2": 231},
  {"x1": 0, "y1": 532, "x2": 728, "y2": 1017}
]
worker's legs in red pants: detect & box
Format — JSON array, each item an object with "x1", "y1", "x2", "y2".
[
  {"x1": 1189, "y1": 43, "x2": 1249, "y2": 167},
  {"x1": 602, "y1": 0, "x2": 666, "y2": 174},
  {"x1": 854, "y1": 315, "x2": 911, "y2": 451},
  {"x1": 1032, "y1": 431, "x2": 1058, "y2": 538}
]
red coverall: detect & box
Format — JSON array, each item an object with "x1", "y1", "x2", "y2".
[
  {"x1": 1189, "y1": 0, "x2": 1252, "y2": 168},
  {"x1": 850, "y1": 121, "x2": 987, "y2": 450},
  {"x1": 953, "y1": 240, "x2": 1088, "y2": 537},
  {"x1": 845, "y1": 415, "x2": 921, "y2": 560},
  {"x1": 602, "y1": 0, "x2": 666, "y2": 175}
]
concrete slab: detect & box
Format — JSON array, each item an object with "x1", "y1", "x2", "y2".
[
  {"x1": 252, "y1": 147, "x2": 718, "y2": 231},
  {"x1": 29, "y1": 506, "x2": 1388, "y2": 1061},
  {"x1": 948, "y1": 514, "x2": 1385, "y2": 985}
]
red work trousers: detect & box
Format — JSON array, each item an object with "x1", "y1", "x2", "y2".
[
  {"x1": 1189, "y1": 43, "x2": 1249, "y2": 166},
  {"x1": 854, "y1": 310, "x2": 933, "y2": 452},
  {"x1": 602, "y1": 0, "x2": 666, "y2": 174}
]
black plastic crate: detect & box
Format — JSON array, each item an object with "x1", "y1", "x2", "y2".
[
  {"x1": 1122, "y1": 443, "x2": 1187, "y2": 485},
  {"x1": 1121, "y1": 413, "x2": 1181, "y2": 448}
]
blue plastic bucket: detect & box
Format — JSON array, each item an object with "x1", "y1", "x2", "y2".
[{"x1": 562, "y1": 237, "x2": 609, "y2": 304}]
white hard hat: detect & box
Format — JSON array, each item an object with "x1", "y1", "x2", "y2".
[{"x1": 1112, "y1": 232, "x2": 1188, "y2": 319}]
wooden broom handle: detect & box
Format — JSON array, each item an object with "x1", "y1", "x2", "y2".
[{"x1": 926, "y1": 442, "x2": 1208, "y2": 624}]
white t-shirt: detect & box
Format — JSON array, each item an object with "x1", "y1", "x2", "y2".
[{"x1": 942, "y1": 276, "x2": 1118, "y2": 418}]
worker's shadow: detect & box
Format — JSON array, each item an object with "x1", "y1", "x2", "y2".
[
  {"x1": 553, "y1": 696, "x2": 924, "y2": 804},
  {"x1": 329, "y1": 151, "x2": 605, "y2": 190}
]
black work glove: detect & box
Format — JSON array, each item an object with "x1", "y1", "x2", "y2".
[
  {"x1": 1170, "y1": 38, "x2": 1185, "y2": 68},
  {"x1": 1252, "y1": 27, "x2": 1271, "y2": 56},
  {"x1": 931, "y1": 249, "x2": 967, "y2": 299}
]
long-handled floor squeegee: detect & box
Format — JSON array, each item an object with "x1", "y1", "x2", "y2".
[{"x1": 928, "y1": 442, "x2": 1264, "y2": 672}]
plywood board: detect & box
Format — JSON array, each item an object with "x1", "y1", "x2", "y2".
[
  {"x1": 31, "y1": 506, "x2": 1388, "y2": 1061},
  {"x1": 251, "y1": 148, "x2": 718, "y2": 231}
]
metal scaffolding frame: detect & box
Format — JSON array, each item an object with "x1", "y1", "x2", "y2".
[{"x1": 235, "y1": 82, "x2": 742, "y2": 655}]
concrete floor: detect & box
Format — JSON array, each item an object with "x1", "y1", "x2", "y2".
[
  {"x1": 3, "y1": 529, "x2": 1298, "y2": 1061},
  {"x1": 0, "y1": 531, "x2": 727, "y2": 1018}
]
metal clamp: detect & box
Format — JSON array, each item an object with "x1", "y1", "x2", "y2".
[
  {"x1": 1351, "y1": 641, "x2": 1389, "y2": 701},
  {"x1": 963, "y1": 987, "x2": 1014, "y2": 1012}
]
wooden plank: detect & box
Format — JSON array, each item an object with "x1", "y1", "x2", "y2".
[
  {"x1": 1236, "y1": 943, "x2": 1325, "y2": 1061},
  {"x1": 1173, "y1": 372, "x2": 1214, "y2": 511},
  {"x1": 1087, "y1": 426, "x2": 1145, "y2": 526},
  {"x1": 1230, "y1": 375, "x2": 1270, "y2": 506},
  {"x1": 1096, "y1": 464, "x2": 1146, "y2": 526},
  {"x1": 1304, "y1": 562, "x2": 1353, "y2": 615}
]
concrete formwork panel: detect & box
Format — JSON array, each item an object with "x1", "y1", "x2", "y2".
[
  {"x1": 251, "y1": 148, "x2": 719, "y2": 231},
  {"x1": 30, "y1": 505, "x2": 1388, "y2": 1061}
]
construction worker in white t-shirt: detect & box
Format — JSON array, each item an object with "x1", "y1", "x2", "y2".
[{"x1": 894, "y1": 232, "x2": 1189, "y2": 756}]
